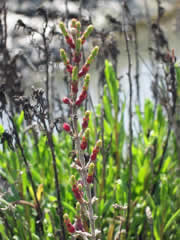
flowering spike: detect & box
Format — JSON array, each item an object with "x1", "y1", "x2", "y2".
[
  {"x1": 60, "y1": 49, "x2": 69, "y2": 65},
  {"x1": 87, "y1": 46, "x2": 99, "y2": 65},
  {"x1": 59, "y1": 21, "x2": 68, "y2": 37},
  {"x1": 81, "y1": 25, "x2": 94, "y2": 44},
  {"x1": 76, "y1": 21, "x2": 81, "y2": 37},
  {"x1": 78, "y1": 64, "x2": 89, "y2": 78}
]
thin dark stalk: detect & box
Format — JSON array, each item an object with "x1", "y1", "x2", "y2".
[
  {"x1": 41, "y1": 119, "x2": 66, "y2": 240},
  {"x1": 42, "y1": 18, "x2": 50, "y2": 121},
  {"x1": 133, "y1": 21, "x2": 140, "y2": 108},
  {"x1": 8, "y1": 114, "x2": 44, "y2": 237},
  {"x1": 122, "y1": 4, "x2": 133, "y2": 238}
]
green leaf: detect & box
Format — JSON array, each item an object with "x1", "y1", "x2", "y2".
[
  {"x1": 163, "y1": 208, "x2": 180, "y2": 233},
  {"x1": 104, "y1": 60, "x2": 119, "y2": 114}
]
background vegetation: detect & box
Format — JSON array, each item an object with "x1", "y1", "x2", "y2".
[{"x1": 0, "y1": 1, "x2": 180, "y2": 239}]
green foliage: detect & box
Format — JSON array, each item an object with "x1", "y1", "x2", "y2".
[{"x1": 0, "y1": 61, "x2": 179, "y2": 239}]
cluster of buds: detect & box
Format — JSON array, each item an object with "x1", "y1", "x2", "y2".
[
  {"x1": 90, "y1": 140, "x2": 102, "y2": 161},
  {"x1": 71, "y1": 175, "x2": 84, "y2": 203},
  {"x1": 63, "y1": 214, "x2": 75, "y2": 233},
  {"x1": 80, "y1": 129, "x2": 90, "y2": 150},
  {"x1": 59, "y1": 19, "x2": 99, "y2": 89},
  {"x1": 82, "y1": 111, "x2": 90, "y2": 129}
]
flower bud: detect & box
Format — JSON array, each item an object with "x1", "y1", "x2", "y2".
[
  {"x1": 66, "y1": 35, "x2": 75, "y2": 49},
  {"x1": 78, "y1": 64, "x2": 89, "y2": 78},
  {"x1": 63, "y1": 214, "x2": 75, "y2": 233},
  {"x1": 71, "y1": 175, "x2": 76, "y2": 185},
  {"x1": 63, "y1": 97, "x2": 71, "y2": 105},
  {"x1": 66, "y1": 64, "x2": 73, "y2": 73},
  {"x1": 85, "y1": 110, "x2": 90, "y2": 118},
  {"x1": 71, "y1": 18, "x2": 77, "y2": 28},
  {"x1": 88, "y1": 162, "x2": 95, "y2": 175},
  {"x1": 80, "y1": 136, "x2": 87, "y2": 150},
  {"x1": 63, "y1": 123, "x2": 71, "y2": 132},
  {"x1": 96, "y1": 139, "x2": 102, "y2": 148}
]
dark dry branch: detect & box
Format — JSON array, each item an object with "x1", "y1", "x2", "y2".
[{"x1": 122, "y1": 2, "x2": 133, "y2": 239}]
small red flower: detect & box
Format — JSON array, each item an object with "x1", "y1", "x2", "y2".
[
  {"x1": 78, "y1": 64, "x2": 89, "y2": 77},
  {"x1": 82, "y1": 119, "x2": 88, "y2": 129},
  {"x1": 90, "y1": 152, "x2": 97, "y2": 161},
  {"x1": 63, "y1": 97, "x2": 71, "y2": 105},
  {"x1": 64, "y1": 214, "x2": 75, "y2": 233},
  {"x1": 73, "y1": 53, "x2": 81, "y2": 63},
  {"x1": 66, "y1": 35, "x2": 75, "y2": 49},
  {"x1": 80, "y1": 136, "x2": 87, "y2": 150},
  {"x1": 66, "y1": 64, "x2": 73, "y2": 73},
  {"x1": 72, "y1": 184, "x2": 83, "y2": 202},
  {"x1": 63, "y1": 123, "x2": 71, "y2": 132},
  {"x1": 66, "y1": 223, "x2": 75, "y2": 233},
  {"x1": 75, "y1": 99, "x2": 81, "y2": 106},
  {"x1": 87, "y1": 175, "x2": 93, "y2": 183}
]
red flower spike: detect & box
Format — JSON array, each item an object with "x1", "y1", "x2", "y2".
[
  {"x1": 63, "y1": 97, "x2": 71, "y2": 105},
  {"x1": 87, "y1": 175, "x2": 94, "y2": 183},
  {"x1": 66, "y1": 35, "x2": 75, "y2": 49},
  {"x1": 63, "y1": 123, "x2": 71, "y2": 132}
]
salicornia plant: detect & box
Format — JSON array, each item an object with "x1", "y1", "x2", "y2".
[{"x1": 59, "y1": 19, "x2": 101, "y2": 239}]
